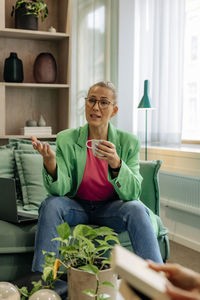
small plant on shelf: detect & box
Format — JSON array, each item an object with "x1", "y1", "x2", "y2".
[{"x1": 11, "y1": 0, "x2": 48, "y2": 22}]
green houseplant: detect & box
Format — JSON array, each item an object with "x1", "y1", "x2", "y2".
[
  {"x1": 11, "y1": 0, "x2": 48, "y2": 30},
  {"x1": 18, "y1": 223, "x2": 120, "y2": 300}
]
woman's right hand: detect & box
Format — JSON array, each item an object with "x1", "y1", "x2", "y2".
[
  {"x1": 148, "y1": 261, "x2": 200, "y2": 300},
  {"x1": 31, "y1": 136, "x2": 57, "y2": 180}
]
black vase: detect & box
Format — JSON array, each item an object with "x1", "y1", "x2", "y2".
[
  {"x1": 4, "y1": 52, "x2": 24, "y2": 83},
  {"x1": 15, "y1": 5, "x2": 38, "y2": 30}
]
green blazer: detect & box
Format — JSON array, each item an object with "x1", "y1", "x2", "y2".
[{"x1": 43, "y1": 122, "x2": 158, "y2": 235}]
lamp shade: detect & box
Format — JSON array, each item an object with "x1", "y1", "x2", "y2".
[
  {"x1": 138, "y1": 80, "x2": 152, "y2": 109},
  {"x1": 0, "y1": 282, "x2": 20, "y2": 300},
  {"x1": 29, "y1": 289, "x2": 61, "y2": 300}
]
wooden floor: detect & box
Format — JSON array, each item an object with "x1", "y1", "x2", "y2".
[{"x1": 167, "y1": 240, "x2": 200, "y2": 272}]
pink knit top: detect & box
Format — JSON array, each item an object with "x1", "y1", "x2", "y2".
[{"x1": 76, "y1": 144, "x2": 115, "y2": 201}]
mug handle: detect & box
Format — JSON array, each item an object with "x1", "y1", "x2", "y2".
[{"x1": 86, "y1": 140, "x2": 93, "y2": 149}]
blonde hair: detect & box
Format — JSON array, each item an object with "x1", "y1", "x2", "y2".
[{"x1": 87, "y1": 81, "x2": 118, "y2": 105}]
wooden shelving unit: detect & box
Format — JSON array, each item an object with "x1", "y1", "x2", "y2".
[{"x1": 0, "y1": 0, "x2": 71, "y2": 143}]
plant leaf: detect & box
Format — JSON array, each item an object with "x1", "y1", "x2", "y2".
[
  {"x1": 57, "y1": 222, "x2": 71, "y2": 240},
  {"x1": 29, "y1": 280, "x2": 43, "y2": 296},
  {"x1": 53, "y1": 259, "x2": 61, "y2": 279},
  {"x1": 99, "y1": 293, "x2": 111, "y2": 300},
  {"x1": 44, "y1": 254, "x2": 56, "y2": 266},
  {"x1": 42, "y1": 266, "x2": 53, "y2": 282},
  {"x1": 82, "y1": 289, "x2": 96, "y2": 297},
  {"x1": 94, "y1": 227, "x2": 118, "y2": 236},
  {"x1": 105, "y1": 235, "x2": 120, "y2": 244},
  {"x1": 18, "y1": 286, "x2": 29, "y2": 297},
  {"x1": 78, "y1": 264, "x2": 99, "y2": 275},
  {"x1": 73, "y1": 224, "x2": 94, "y2": 239},
  {"x1": 101, "y1": 281, "x2": 115, "y2": 288}
]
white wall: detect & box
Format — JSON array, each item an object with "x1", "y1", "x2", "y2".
[{"x1": 118, "y1": 0, "x2": 135, "y2": 133}]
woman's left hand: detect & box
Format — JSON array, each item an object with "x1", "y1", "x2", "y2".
[{"x1": 95, "y1": 140, "x2": 121, "y2": 169}]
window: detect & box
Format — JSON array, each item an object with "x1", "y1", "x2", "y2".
[
  {"x1": 70, "y1": 0, "x2": 118, "y2": 128},
  {"x1": 182, "y1": 0, "x2": 200, "y2": 141}
]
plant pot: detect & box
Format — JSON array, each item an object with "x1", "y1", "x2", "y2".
[
  {"x1": 34, "y1": 53, "x2": 57, "y2": 83},
  {"x1": 15, "y1": 5, "x2": 38, "y2": 30},
  {"x1": 68, "y1": 267, "x2": 117, "y2": 300}
]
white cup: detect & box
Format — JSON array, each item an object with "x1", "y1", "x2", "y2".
[{"x1": 86, "y1": 139, "x2": 104, "y2": 156}]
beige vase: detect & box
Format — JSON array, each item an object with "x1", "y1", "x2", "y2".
[{"x1": 68, "y1": 267, "x2": 117, "y2": 300}]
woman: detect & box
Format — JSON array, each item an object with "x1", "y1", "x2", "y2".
[{"x1": 31, "y1": 81, "x2": 163, "y2": 273}]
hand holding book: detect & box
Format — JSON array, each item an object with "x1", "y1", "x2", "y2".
[{"x1": 148, "y1": 261, "x2": 200, "y2": 300}]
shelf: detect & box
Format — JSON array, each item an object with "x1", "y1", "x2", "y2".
[
  {"x1": 0, "y1": 28, "x2": 69, "y2": 40},
  {"x1": 0, "y1": 0, "x2": 70, "y2": 141},
  {"x1": 0, "y1": 82, "x2": 70, "y2": 89},
  {"x1": 0, "y1": 135, "x2": 57, "y2": 139}
]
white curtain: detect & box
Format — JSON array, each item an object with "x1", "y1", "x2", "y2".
[
  {"x1": 70, "y1": 0, "x2": 118, "y2": 128},
  {"x1": 135, "y1": 0, "x2": 185, "y2": 146}
]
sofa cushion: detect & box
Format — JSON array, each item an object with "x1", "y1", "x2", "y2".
[
  {"x1": 0, "y1": 220, "x2": 37, "y2": 254},
  {"x1": 18, "y1": 142, "x2": 56, "y2": 152},
  {"x1": 9, "y1": 138, "x2": 56, "y2": 151},
  {"x1": 8, "y1": 139, "x2": 56, "y2": 204},
  {"x1": 0, "y1": 148, "x2": 15, "y2": 179},
  {"x1": 14, "y1": 150, "x2": 48, "y2": 210}
]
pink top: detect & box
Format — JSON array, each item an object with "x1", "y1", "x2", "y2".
[{"x1": 76, "y1": 143, "x2": 115, "y2": 201}]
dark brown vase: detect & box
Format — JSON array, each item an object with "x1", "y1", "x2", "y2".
[
  {"x1": 15, "y1": 5, "x2": 38, "y2": 30},
  {"x1": 34, "y1": 53, "x2": 57, "y2": 83}
]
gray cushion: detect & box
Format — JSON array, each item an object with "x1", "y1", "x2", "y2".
[
  {"x1": 14, "y1": 150, "x2": 48, "y2": 210},
  {"x1": 0, "y1": 148, "x2": 15, "y2": 179}
]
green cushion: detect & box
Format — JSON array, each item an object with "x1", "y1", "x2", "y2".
[
  {"x1": 0, "y1": 220, "x2": 37, "y2": 253},
  {"x1": 8, "y1": 139, "x2": 56, "y2": 204},
  {"x1": 0, "y1": 148, "x2": 15, "y2": 179},
  {"x1": 17, "y1": 142, "x2": 56, "y2": 152},
  {"x1": 9, "y1": 138, "x2": 56, "y2": 150},
  {"x1": 14, "y1": 150, "x2": 48, "y2": 210},
  {"x1": 139, "y1": 160, "x2": 162, "y2": 215},
  {"x1": 0, "y1": 252, "x2": 35, "y2": 281}
]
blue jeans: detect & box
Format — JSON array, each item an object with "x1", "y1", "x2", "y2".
[{"x1": 32, "y1": 196, "x2": 163, "y2": 272}]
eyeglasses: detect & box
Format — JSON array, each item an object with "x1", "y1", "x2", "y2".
[{"x1": 85, "y1": 97, "x2": 114, "y2": 110}]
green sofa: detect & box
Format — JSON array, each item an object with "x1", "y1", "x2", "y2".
[{"x1": 0, "y1": 139, "x2": 169, "y2": 281}]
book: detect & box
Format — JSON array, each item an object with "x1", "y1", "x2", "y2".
[
  {"x1": 20, "y1": 127, "x2": 52, "y2": 136},
  {"x1": 111, "y1": 245, "x2": 170, "y2": 300}
]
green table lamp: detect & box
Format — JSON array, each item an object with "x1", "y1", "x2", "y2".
[{"x1": 137, "y1": 80, "x2": 153, "y2": 161}]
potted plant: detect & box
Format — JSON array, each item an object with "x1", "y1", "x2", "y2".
[
  {"x1": 11, "y1": 0, "x2": 48, "y2": 30},
  {"x1": 18, "y1": 222, "x2": 120, "y2": 300}
]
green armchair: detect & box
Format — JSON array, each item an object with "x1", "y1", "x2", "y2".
[
  {"x1": 117, "y1": 160, "x2": 169, "y2": 262},
  {"x1": 0, "y1": 158, "x2": 169, "y2": 281}
]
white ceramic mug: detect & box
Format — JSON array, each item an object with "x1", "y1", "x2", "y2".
[{"x1": 86, "y1": 139, "x2": 104, "y2": 156}]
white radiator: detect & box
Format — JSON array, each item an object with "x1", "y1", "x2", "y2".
[{"x1": 159, "y1": 171, "x2": 200, "y2": 216}]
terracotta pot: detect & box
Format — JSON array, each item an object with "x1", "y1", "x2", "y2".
[
  {"x1": 15, "y1": 5, "x2": 38, "y2": 30},
  {"x1": 68, "y1": 267, "x2": 117, "y2": 300},
  {"x1": 34, "y1": 53, "x2": 57, "y2": 83}
]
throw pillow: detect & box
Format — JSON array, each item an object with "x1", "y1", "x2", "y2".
[
  {"x1": 9, "y1": 138, "x2": 56, "y2": 149},
  {"x1": 17, "y1": 142, "x2": 56, "y2": 152},
  {"x1": 14, "y1": 150, "x2": 48, "y2": 210},
  {"x1": 0, "y1": 148, "x2": 15, "y2": 178}
]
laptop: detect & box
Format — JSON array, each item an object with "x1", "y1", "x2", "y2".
[{"x1": 0, "y1": 177, "x2": 38, "y2": 224}]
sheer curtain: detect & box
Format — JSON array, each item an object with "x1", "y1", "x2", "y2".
[
  {"x1": 135, "y1": 0, "x2": 185, "y2": 146},
  {"x1": 70, "y1": 0, "x2": 118, "y2": 128}
]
